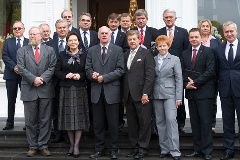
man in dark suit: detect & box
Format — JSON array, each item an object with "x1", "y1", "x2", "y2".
[
  {"x1": 45, "y1": 19, "x2": 69, "y2": 143},
  {"x1": 76, "y1": 12, "x2": 99, "y2": 133},
  {"x1": 39, "y1": 23, "x2": 52, "y2": 43},
  {"x1": 77, "y1": 12, "x2": 99, "y2": 53},
  {"x1": 215, "y1": 21, "x2": 240, "y2": 160},
  {"x1": 119, "y1": 13, "x2": 132, "y2": 33},
  {"x1": 86, "y1": 26, "x2": 124, "y2": 159},
  {"x1": 53, "y1": 9, "x2": 79, "y2": 39},
  {"x1": 124, "y1": 30, "x2": 155, "y2": 159},
  {"x1": 107, "y1": 12, "x2": 129, "y2": 132},
  {"x1": 17, "y1": 26, "x2": 56, "y2": 157},
  {"x1": 158, "y1": 9, "x2": 189, "y2": 134},
  {"x1": 107, "y1": 13, "x2": 129, "y2": 52},
  {"x1": 132, "y1": 9, "x2": 159, "y2": 50},
  {"x1": 2, "y1": 21, "x2": 29, "y2": 130},
  {"x1": 182, "y1": 28, "x2": 215, "y2": 160}
]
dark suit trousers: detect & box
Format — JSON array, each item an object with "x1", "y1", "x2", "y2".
[
  {"x1": 24, "y1": 98, "x2": 52, "y2": 150},
  {"x1": 5, "y1": 77, "x2": 21, "y2": 126},
  {"x1": 188, "y1": 98, "x2": 213, "y2": 155},
  {"x1": 92, "y1": 89, "x2": 119, "y2": 152},
  {"x1": 126, "y1": 95, "x2": 152, "y2": 152},
  {"x1": 220, "y1": 95, "x2": 240, "y2": 154}
]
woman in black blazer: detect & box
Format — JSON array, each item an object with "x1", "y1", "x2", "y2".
[
  {"x1": 198, "y1": 19, "x2": 221, "y2": 133},
  {"x1": 55, "y1": 32, "x2": 89, "y2": 157}
]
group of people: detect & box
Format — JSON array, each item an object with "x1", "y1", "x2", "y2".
[{"x1": 2, "y1": 7, "x2": 240, "y2": 160}]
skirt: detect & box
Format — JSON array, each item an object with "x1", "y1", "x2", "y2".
[{"x1": 58, "y1": 85, "x2": 90, "y2": 130}]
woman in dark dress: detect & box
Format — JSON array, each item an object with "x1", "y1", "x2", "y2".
[{"x1": 55, "y1": 32, "x2": 89, "y2": 157}]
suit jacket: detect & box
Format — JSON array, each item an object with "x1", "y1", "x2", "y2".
[
  {"x1": 210, "y1": 36, "x2": 221, "y2": 49},
  {"x1": 75, "y1": 29, "x2": 99, "y2": 53},
  {"x1": 55, "y1": 50, "x2": 87, "y2": 87},
  {"x1": 181, "y1": 45, "x2": 215, "y2": 100},
  {"x1": 153, "y1": 53, "x2": 183, "y2": 100},
  {"x1": 114, "y1": 30, "x2": 129, "y2": 52},
  {"x1": 2, "y1": 37, "x2": 29, "y2": 80},
  {"x1": 85, "y1": 43, "x2": 124, "y2": 104},
  {"x1": 132, "y1": 26, "x2": 159, "y2": 49},
  {"x1": 123, "y1": 47, "x2": 155, "y2": 102},
  {"x1": 17, "y1": 44, "x2": 57, "y2": 101},
  {"x1": 158, "y1": 26, "x2": 189, "y2": 59},
  {"x1": 215, "y1": 41, "x2": 240, "y2": 97}
]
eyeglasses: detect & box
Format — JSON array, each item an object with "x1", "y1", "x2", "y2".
[
  {"x1": 29, "y1": 33, "x2": 40, "y2": 36},
  {"x1": 63, "y1": 16, "x2": 72, "y2": 19},
  {"x1": 13, "y1": 27, "x2": 23, "y2": 31},
  {"x1": 164, "y1": 16, "x2": 175, "y2": 19}
]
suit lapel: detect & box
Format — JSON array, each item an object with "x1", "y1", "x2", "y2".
[
  {"x1": 115, "y1": 30, "x2": 121, "y2": 45},
  {"x1": 10, "y1": 38, "x2": 18, "y2": 52},
  {"x1": 233, "y1": 41, "x2": 240, "y2": 65},
  {"x1": 96, "y1": 45, "x2": 104, "y2": 65},
  {"x1": 193, "y1": 45, "x2": 204, "y2": 69},
  {"x1": 39, "y1": 44, "x2": 46, "y2": 64},
  {"x1": 104, "y1": 44, "x2": 113, "y2": 63},
  {"x1": 160, "y1": 53, "x2": 171, "y2": 70},
  {"x1": 129, "y1": 47, "x2": 142, "y2": 70},
  {"x1": 26, "y1": 45, "x2": 36, "y2": 63},
  {"x1": 23, "y1": 38, "x2": 28, "y2": 46}
]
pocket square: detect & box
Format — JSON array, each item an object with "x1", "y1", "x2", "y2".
[{"x1": 137, "y1": 59, "x2": 142, "y2": 61}]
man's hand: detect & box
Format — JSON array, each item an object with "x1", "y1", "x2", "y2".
[
  {"x1": 14, "y1": 65, "x2": 19, "y2": 74},
  {"x1": 97, "y1": 75, "x2": 104, "y2": 83},
  {"x1": 186, "y1": 77, "x2": 197, "y2": 89},
  {"x1": 92, "y1": 72, "x2": 99, "y2": 80},
  {"x1": 141, "y1": 94, "x2": 149, "y2": 105},
  {"x1": 34, "y1": 77, "x2": 43, "y2": 87}
]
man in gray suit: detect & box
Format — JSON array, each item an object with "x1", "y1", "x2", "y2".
[
  {"x1": 17, "y1": 26, "x2": 57, "y2": 157},
  {"x1": 86, "y1": 26, "x2": 124, "y2": 159}
]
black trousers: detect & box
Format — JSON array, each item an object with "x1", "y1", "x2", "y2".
[
  {"x1": 176, "y1": 92, "x2": 186, "y2": 128},
  {"x1": 126, "y1": 95, "x2": 152, "y2": 152},
  {"x1": 5, "y1": 77, "x2": 21, "y2": 126},
  {"x1": 221, "y1": 94, "x2": 240, "y2": 154},
  {"x1": 188, "y1": 98, "x2": 213, "y2": 155},
  {"x1": 92, "y1": 89, "x2": 119, "y2": 152}
]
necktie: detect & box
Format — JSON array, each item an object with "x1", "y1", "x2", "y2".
[
  {"x1": 35, "y1": 46, "x2": 40, "y2": 64},
  {"x1": 83, "y1": 32, "x2": 89, "y2": 51},
  {"x1": 58, "y1": 39, "x2": 64, "y2": 53},
  {"x1": 127, "y1": 50, "x2": 136, "y2": 69},
  {"x1": 17, "y1": 38, "x2": 21, "y2": 49},
  {"x1": 140, "y1": 29, "x2": 144, "y2": 44},
  {"x1": 110, "y1": 32, "x2": 115, "y2": 44},
  {"x1": 102, "y1": 47, "x2": 106, "y2": 61},
  {"x1": 168, "y1": 28, "x2": 173, "y2": 45},
  {"x1": 191, "y1": 49, "x2": 197, "y2": 69},
  {"x1": 228, "y1": 44, "x2": 234, "y2": 66}
]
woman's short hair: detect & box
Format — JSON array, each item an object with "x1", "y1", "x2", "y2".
[{"x1": 155, "y1": 35, "x2": 171, "y2": 47}]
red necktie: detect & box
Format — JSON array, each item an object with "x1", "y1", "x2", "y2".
[
  {"x1": 191, "y1": 49, "x2": 197, "y2": 69},
  {"x1": 140, "y1": 29, "x2": 144, "y2": 44},
  {"x1": 35, "y1": 46, "x2": 40, "y2": 64}
]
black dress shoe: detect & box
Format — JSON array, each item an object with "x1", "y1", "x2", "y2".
[
  {"x1": 172, "y1": 156, "x2": 180, "y2": 160},
  {"x1": 23, "y1": 127, "x2": 26, "y2": 130},
  {"x1": 159, "y1": 152, "x2": 170, "y2": 158},
  {"x1": 67, "y1": 152, "x2": 73, "y2": 156},
  {"x1": 126, "y1": 150, "x2": 138, "y2": 157},
  {"x1": 204, "y1": 154, "x2": 212, "y2": 160},
  {"x1": 184, "y1": 151, "x2": 202, "y2": 157},
  {"x1": 3, "y1": 125, "x2": 14, "y2": 130},
  {"x1": 110, "y1": 150, "x2": 118, "y2": 159},
  {"x1": 134, "y1": 152, "x2": 148, "y2": 159},
  {"x1": 220, "y1": 152, "x2": 234, "y2": 160},
  {"x1": 89, "y1": 151, "x2": 106, "y2": 159}
]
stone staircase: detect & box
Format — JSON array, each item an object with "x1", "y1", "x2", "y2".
[{"x1": 0, "y1": 118, "x2": 239, "y2": 160}]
